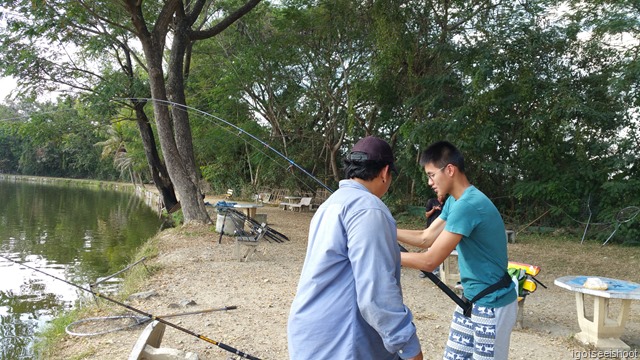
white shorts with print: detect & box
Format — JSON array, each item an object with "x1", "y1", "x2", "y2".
[{"x1": 443, "y1": 299, "x2": 517, "y2": 360}]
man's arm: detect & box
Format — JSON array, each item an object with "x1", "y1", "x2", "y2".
[
  {"x1": 401, "y1": 230, "x2": 462, "y2": 272},
  {"x1": 424, "y1": 199, "x2": 435, "y2": 219},
  {"x1": 349, "y1": 210, "x2": 422, "y2": 358},
  {"x1": 424, "y1": 207, "x2": 436, "y2": 219},
  {"x1": 397, "y1": 217, "x2": 446, "y2": 248}
]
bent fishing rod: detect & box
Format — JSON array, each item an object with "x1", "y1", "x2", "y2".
[
  {"x1": 121, "y1": 97, "x2": 333, "y2": 194},
  {"x1": 115, "y1": 98, "x2": 463, "y2": 309},
  {"x1": 0, "y1": 254, "x2": 261, "y2": 360}
]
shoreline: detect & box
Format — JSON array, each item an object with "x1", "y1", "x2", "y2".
[
  {"x1": 13, "y1": 176, "x2": 637, "y2": 359},
  {"x1": 47, "y1": 206, "x2": 640, "y2": 359}
]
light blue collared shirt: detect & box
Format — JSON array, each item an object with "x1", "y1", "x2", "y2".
[{"x1": 288, "y1": 180, "x2": 421, "y2": 359}]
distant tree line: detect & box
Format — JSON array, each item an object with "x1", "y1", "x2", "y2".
[{"x1": 0, "y1": 0, "x2": 638, "y2": 243}]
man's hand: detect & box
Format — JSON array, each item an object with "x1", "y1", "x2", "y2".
[{"x1": 407, "y1": 351, "x2": 424, "y2": 360}]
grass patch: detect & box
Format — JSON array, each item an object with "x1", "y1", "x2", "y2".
[
  {"x1": 33, "y1": 308, "x2": 92, "y2": 359},
  {"x1": 121, "y1": 236, "x2": 161, "y2": 296},
  {"x1": 33, "y1": 233, "x2": 162, "y2": 359},
  {"x1": 509, "y1": 233, "x2": 640, "y2": 281}
]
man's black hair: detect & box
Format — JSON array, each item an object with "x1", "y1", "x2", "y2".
[
  {"x1": 419, "y1": 141, "x2": 465, "y2": 173},
  {"x1": 343, "y1": 158, "x2": 389, "y2": 181}
]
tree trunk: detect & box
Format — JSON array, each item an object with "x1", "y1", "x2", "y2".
[
  {"x1": 127, "y1": 0, "x2": 211, "y2": 224},
  {"x1": 165, "y1": 18, "x2": 211, "y2": 223},
  {"x1": 133, "y1": 100, "x2": 179, "y2": 212},
  {"x1": 123, "y1": 0, "x2": 262, "y2": 224}
]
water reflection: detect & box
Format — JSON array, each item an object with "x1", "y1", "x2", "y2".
[{"x1": 0, "y1": 180, "x2": 162, "y2": 359}]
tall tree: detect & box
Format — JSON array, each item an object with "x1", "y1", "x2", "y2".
[
  {"x1": 0, "y1": 1, "x2": 179, "y2": 211},
  {"x1": 98, "y1": 0, "x2": 262, "y2": 224},
  {"x1": 0, "y1": 0, "x2": 262, "y2": 224},
  {"x1": 192, "y1": 0, "x2": 381, "y2": 190}
]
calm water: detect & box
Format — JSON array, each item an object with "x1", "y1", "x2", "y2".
[{"x1": 0, "y1": 180, "x2": 162, "y2": 359}]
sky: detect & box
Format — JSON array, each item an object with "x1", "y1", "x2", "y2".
[{"x1": 0, "y1": 76, "x2": 17, "y2": 103}]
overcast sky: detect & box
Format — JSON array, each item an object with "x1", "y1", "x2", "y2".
[{"x1": 0, "y1": 77, "x2": 17, "y2": 103}]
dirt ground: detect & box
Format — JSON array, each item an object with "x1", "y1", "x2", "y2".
[{"x1": 50, "y1": 200, "x2": 640, "y2": 360}]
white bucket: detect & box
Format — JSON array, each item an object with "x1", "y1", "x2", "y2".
[{"x1": 215, "y1": 213, "x2": 238, "y2": 235}]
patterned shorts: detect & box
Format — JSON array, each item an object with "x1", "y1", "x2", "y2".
[{"x1": 442, "y1": 301, "x2": 515, "y2": 360}]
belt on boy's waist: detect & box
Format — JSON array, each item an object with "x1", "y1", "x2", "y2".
[{"x1": 462, "y1": 273, "x2": 512, "y2": 317}]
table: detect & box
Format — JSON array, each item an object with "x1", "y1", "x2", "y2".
[
  {"x1": 232, "y1": 203, "x2": 264, "y2": 219},
  {"x1": 554, "y1": 275, "x2": 640, "y2": 350}
]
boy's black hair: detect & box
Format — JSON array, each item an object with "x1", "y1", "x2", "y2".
[{"x1": 419, "y1": 141, "x2": 465, "y2": 173}]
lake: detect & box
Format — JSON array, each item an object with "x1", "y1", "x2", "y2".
[{"x1": 0, "y1": 179, "x2": 162, "y2": 359}]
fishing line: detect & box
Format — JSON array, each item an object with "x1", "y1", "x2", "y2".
[
  {"x1": 129, "y1": 98, "x2": 473, "y2": 307},
  {"x1": 119, "y1": 97, "x2": 333, "y2": 194},
  {"x1": 0, "y1": 254, "x2": 261, "y2": 360},
  {"x1": 196, "y1": 119, "x2": 312, "y2": 194},
  {"x1": 601, "y1": 206, "x2": 640, "y2": 246}
]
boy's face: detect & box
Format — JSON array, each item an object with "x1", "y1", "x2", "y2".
[{"x1": 424, "y1": 163, "x2": 449, "y2": 198}]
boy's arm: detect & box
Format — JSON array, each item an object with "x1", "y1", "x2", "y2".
[
  {"x1": 397, "y1": 217, "x2": 445, "y2": 249},
  {"x1": 401, "y1": 230, "x2": 462, "y2": 272}
]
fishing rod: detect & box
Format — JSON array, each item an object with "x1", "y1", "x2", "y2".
[
  {"x1": 0, "y1": 254, "x2": 261, "y2": 360},
  {"x1": 110, "y1": 99, "x2": 470, "y2": 312},
  {"x1": 113, "y1": 98, "x2": 470, "y2": 311},
  {"x1": 121, "y1": 97, "x2": 334, "y2": 194},
  {"x1": 65, "y1": 305, "x2": 238, "y2": 337},
  {"x1": 131, "y1": 98, "x2": 465, "y2": 307},
  {"x1": 397, "y1": 244, "x2": 469, "y2": 311}
]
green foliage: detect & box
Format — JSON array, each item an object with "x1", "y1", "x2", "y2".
[
  {"x1": 0, "y1": 0, "x2": 638, "y2": 238},
  {"x1": 0, "y1": 98, "x2": 119, "y2": 179},
  {"x1": 32, "y1": 307, "x2": 91, "y2": 360}
]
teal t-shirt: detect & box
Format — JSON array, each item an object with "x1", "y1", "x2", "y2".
[{"x1": 440, "y1": 185, "x2": 516, "y2": 308}]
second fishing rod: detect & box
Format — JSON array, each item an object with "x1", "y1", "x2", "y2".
[{"x1": 0, "y1": 254, "x2": 261, "y2": 360}]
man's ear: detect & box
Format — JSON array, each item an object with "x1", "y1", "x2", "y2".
[{"x1": 383, "y1": 165, "x2": 392, "y2": 182}]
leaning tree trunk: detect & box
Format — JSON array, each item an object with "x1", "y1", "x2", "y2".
[
  {"x1": 133, "y1": 100, "x2": 179, "y2": 212},
  {"x1": 147, "y1": 65, "x2": 210, "y2": 224},
  {"x1": 165, "y1": 18, "x2": 211, "y2": 222}
]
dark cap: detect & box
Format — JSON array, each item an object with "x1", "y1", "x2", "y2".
[{"x1": 347, "y1": 136, "x2": 398, "y2": 174}]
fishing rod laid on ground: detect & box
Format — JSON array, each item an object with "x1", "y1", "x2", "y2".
[{"x1": 0, "y1": 254, "x2": 261, "y2": 360}]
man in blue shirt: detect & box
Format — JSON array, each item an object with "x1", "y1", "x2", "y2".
[
  {"x1": 398, "y1": 141, "x2": 517, "y2": 360},
  {"x1": 288, "y1": 136, "x2": 423, "y2": 360}
]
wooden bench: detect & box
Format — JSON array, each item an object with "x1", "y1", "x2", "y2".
[
  {"x1": 439, "y1": 250, "x2": 461, "y2": 289},
  {"x1": 256, "y1": 192, "x2": 272, "y2": 204}
]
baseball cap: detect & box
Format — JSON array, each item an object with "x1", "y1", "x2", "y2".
[{"x1": 347, "y1": 136, "x2": 398, "y2": 174}]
